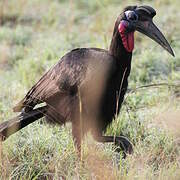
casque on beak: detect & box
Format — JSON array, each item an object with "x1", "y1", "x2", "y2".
[{"x1": 134, "y1": 6, "x2": 175, "y2": 57}]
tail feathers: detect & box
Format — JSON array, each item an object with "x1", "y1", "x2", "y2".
[
  {"x1": 13, "y1": 99, "x2": 25, "y2": 112},
  {"x1": 0, "y1": 106, "x2": 47, "y2": 141}
]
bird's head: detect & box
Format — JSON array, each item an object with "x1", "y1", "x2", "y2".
[{"x1": 117, "y1": 5, "x2": 174, "y2": 56}]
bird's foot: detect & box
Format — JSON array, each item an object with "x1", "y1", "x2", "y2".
[{"x1": 115, "y1": 136, "x2": 133, "y2": 157}]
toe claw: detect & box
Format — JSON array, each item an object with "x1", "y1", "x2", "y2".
[{"x1": 115, "y1": 136, "x2": 133, "y2": 155}]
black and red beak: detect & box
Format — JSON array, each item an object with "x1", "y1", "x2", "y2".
[{"x1": 134, "y1": 5, "x2": 175, "y2": 57}]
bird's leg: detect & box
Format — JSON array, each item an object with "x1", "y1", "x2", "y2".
[
  {"x1": 114, "y1": 135, "x2": 133, "y2": 154},
  {"x1": 72, "y1": 120, "x2": 81, "y2": 159},
  {"x1": 94, "y1": 134, "x2": 133, "y2": 155},
  {"x1": 71, "y1": 94, "x2": 83, "y2": 159}
]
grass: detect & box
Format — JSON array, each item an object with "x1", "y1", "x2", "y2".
[{"x1": 0, "y1": 0, "x2": 180, "y2": 179}]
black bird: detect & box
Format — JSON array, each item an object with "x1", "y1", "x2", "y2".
[{"x1": 0, "y1": 5, "x2": 174, "y2": 156}]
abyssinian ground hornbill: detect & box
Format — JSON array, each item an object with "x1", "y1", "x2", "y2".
[{"x1": 0, "y1": 5, "x2": 174, "y2": 157}]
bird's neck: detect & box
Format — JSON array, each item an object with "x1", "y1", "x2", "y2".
[
  {"x1": 109, "y1": 29, "x2": 132, "y2": 69},
  {"x1": 109, "y1": 18, "x2": 133, "y2": 70}
]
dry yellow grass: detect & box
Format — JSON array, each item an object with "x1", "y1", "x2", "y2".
[{"x1": 155, "y1": 109, "x2": 180, "y2": 138}]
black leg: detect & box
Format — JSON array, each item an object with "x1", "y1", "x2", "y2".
[
  {"x1": 114, "y1": 136, "x2": 133, "y2": 154},
  {"x1": 94, "y1": 135, "x2": 133, "y2": 156}
]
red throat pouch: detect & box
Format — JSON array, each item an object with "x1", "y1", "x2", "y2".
[{"x1": 118, "y1": 21, "x2": 134, "y2": 52}]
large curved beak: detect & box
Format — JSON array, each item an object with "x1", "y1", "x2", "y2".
[{"x1": 135, "y1": 20, "x2": 175, "y2": 57}]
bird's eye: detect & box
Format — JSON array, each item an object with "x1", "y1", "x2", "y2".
[{"x1": 125, "y1": 10, "x2": 138, "y2": 22}]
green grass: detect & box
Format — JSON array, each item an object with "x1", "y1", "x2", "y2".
[{"x1": 0, "y1": 0, "x2": 180, "y2": 179}]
